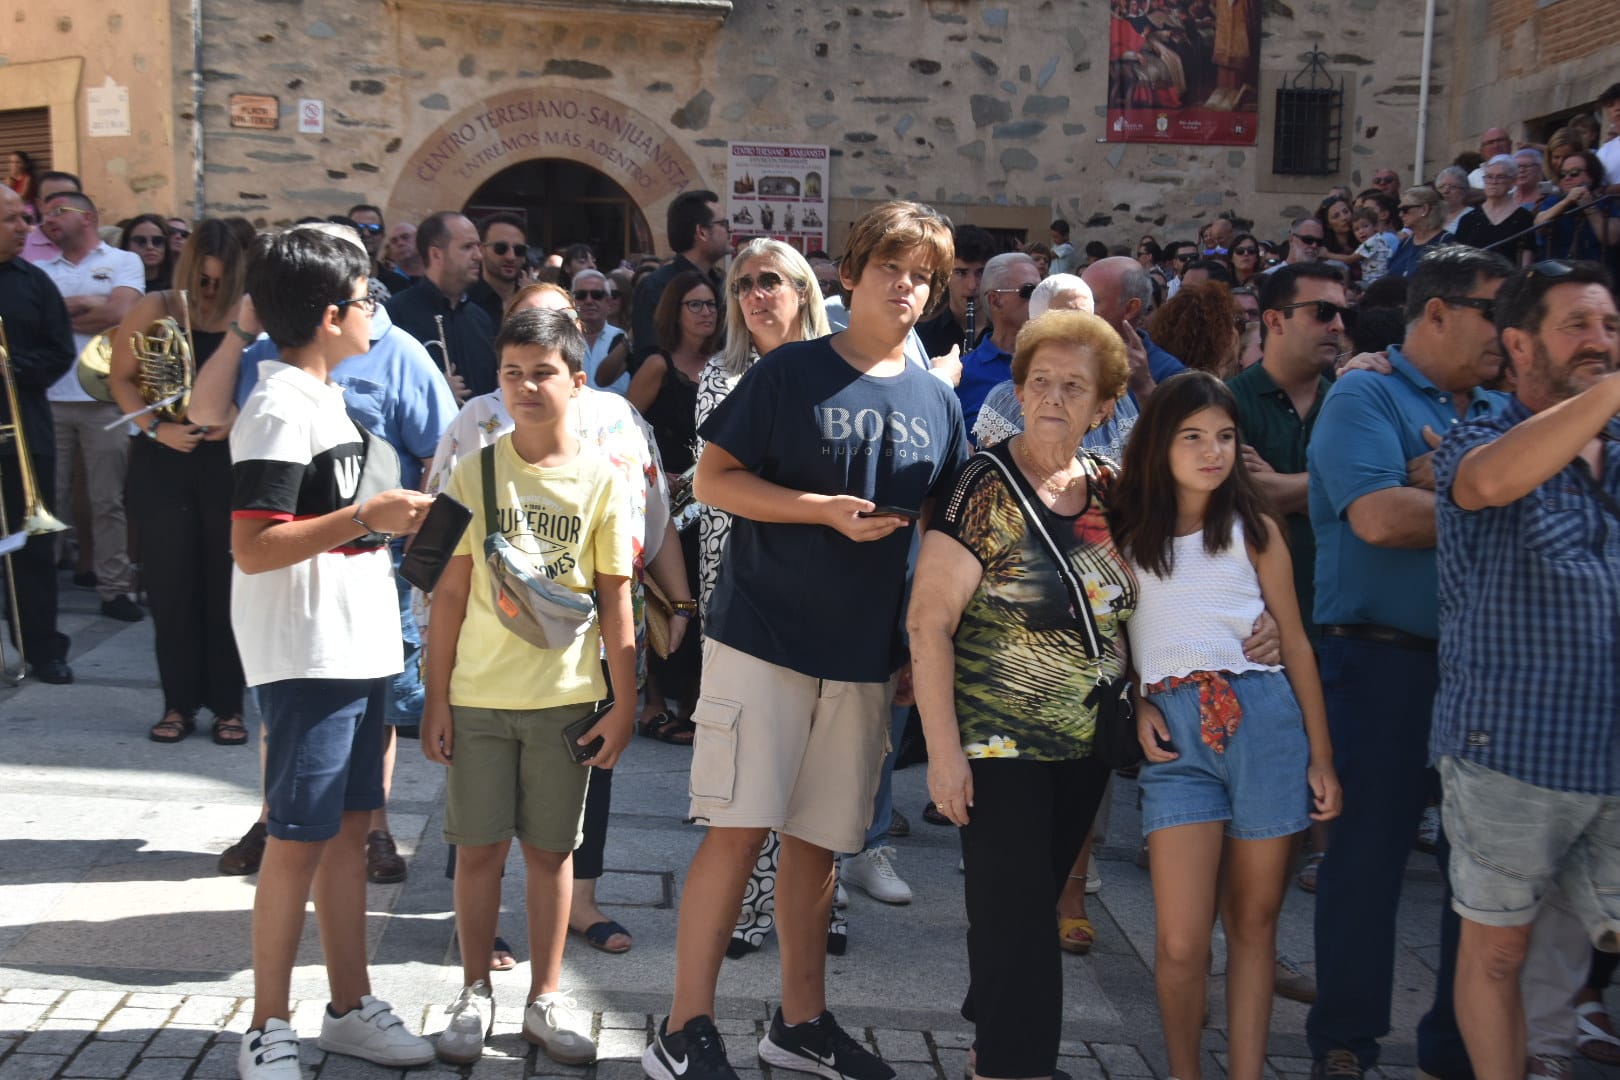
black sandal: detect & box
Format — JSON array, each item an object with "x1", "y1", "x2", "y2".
[
  {"x1": 212, "y1": 715, "x2": 248, "y2": 746},
  {"x1": 149, "y1": 711, "x2": 195, "y2": 743},
  {"x1": 638, "y1": 711, "x2": 695, "y2": 745}
]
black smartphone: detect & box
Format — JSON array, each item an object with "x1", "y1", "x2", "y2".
[
  {"x1": 857, "y1": 505, "x2": 919, "y2": 521},
  {"x1": 397, "y1": 493, "x2": 473, "y2": 592},
  {"x1": 562, "y1": 699, "x2": 613, "y2": 764}
]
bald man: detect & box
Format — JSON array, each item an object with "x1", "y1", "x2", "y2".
[{"x1": 1082, "y1": 256, "x2": 1186, "y2": 400}]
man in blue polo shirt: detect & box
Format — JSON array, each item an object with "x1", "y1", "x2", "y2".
[
  {"x1": 1305, "y1": 245, "x2": 1515, "y2": 1080},
  {"x1": 957, "y1": 251, "x2": 1039, "y2": 436},
  {"x1": 187, "y1": 222, "x2": 457, "y2": 886},
  {"x1": 1430, "y1": 260, "x2": 1620, "y2": 1080}
]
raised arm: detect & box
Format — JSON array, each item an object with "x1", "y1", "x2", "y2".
[{"x1": 1451, "y1": 371, "x2": 1620, "y2": 510}]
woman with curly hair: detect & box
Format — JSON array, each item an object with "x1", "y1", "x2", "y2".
[{"x1": 1146, "y1": 282, "x2": 1243, "y2": 379}]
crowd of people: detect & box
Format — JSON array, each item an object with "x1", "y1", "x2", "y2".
[{"x1": 0, "y1": 81, "x2": 1618, "y2": 1080}]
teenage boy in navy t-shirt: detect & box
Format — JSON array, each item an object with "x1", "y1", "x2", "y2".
[
  {"x1": 644, "y1": 202, "x2": 967, "y2": 1080},
  {"x1": 230, "y1": 229, "x2": 437, "y2": 1080}
]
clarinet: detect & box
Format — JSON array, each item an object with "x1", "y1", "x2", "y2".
[{"x1": 963, "y1": 297, "x2": 976, "y2": 352}]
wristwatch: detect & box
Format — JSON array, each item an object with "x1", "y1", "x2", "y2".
[{"x1": 145, "y1": 416, "x2": 163, "y2": 439}]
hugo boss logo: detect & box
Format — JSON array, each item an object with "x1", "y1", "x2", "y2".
[{"x1": 817, "y1": 407, "x2": 934, "y2": 459}]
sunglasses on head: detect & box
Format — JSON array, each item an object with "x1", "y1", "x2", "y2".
[
  {"x1": 990, "y1": 282, "x2": 1039, "y2": 301},
  {"x1": 572, "y1": 288, "x2": 609, "y2": 301},
  {"x1": 732, "y1": 270, "x2": 789, "y2": 297},
  {"x1": 1276, "y1": 299, "x2": 1346, "y2": 323},
  {"x1": 353, "y1": 222, "x2": 383, "y2": 235},
  {"x1": 485, "y1": 241, "x2": 528, "y2": 257},
  {"x1": 1439, "y1": 296, "x2": 1497, "y2": 321},
  {"x1": 129, "y1": 235, "x2": 166, "y2": 248}
]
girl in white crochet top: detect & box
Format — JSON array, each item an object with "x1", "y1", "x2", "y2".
[{"x1": 1110, "y1": 371, "x2": 1341, "y2": 1080}]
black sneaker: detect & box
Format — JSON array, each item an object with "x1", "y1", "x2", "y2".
[
  {"x1": 101, "y1": 595, "x2": 145, "y2": 622},
  {"x1": 758, "y1": 1009, "x2": 894, "y2": 1080},
  {"x1": 644, "y1": 1015, "x2": 737, "y2": 1080}
]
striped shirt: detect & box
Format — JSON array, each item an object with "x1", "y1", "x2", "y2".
[{"x1": 1430, "y1": 396, "x2": 1620, "y2": 795}]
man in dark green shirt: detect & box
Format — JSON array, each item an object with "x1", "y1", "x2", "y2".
[{"x1": 1226, "y1": 263, "x2": 1345, "y2": 638}]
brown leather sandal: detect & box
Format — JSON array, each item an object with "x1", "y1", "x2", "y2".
[
  {"x1": 150, "y1": 711, "x2": 196, "y2": 743},
  {"x1": 212, "y1": 715, "x2": 248, "y2": 746}
]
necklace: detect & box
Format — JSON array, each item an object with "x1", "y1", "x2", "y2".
[{"x1": 1016, "y1": 437, "x2": 1081, "y2": 498}]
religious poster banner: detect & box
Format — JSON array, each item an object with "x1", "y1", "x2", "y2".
[
  {"x1": 726, "y1": 142, "x2": 830, "y2": 255},
  {"x1": 1106, "y1": 0, "x2": 1260, "y2": 146}
]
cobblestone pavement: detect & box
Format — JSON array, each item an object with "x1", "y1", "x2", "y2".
[{"x1": 2, "y1": 578, "x2": 1611, "y2": 1079}]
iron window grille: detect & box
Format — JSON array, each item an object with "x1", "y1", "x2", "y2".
[{"x1": 1273, "y1": 48, "x2": 1343, "y2": 176}]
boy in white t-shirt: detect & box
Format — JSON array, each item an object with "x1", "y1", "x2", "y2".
[
  {"x1": 422, "y1": 308, "x2": 637, "y2": 1066},
  {"x1": 1351, "y1": 207, "x2": 1398, "y2": 284},
  {"x1": 231, "y1": 229, "x2": 437, "y2": 1079}
]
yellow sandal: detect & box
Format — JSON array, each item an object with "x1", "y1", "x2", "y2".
[{"x1": 1058, "y1": 916, "x2": 1094, "y2": 955}]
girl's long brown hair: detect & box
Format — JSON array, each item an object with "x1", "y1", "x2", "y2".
[{"x1": 1109, "y1": 371, "x2": 1275, "y2": 579}]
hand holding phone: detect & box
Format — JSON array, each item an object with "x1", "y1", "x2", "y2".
[{"x1": 857, "y1": 505, "x2": 919, "y2": 522}]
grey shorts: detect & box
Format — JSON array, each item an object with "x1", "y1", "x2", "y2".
[
  {"x1": 687, "y1": 639, "x2": 895, "y2": 854},
  {"x1": 1439, "y1": 755, "x2": 1620, "y2": 951}
]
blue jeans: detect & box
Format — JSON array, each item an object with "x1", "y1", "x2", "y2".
[
  {"x1": 1305, "y1": 635, "x2": 1472, "y2": 1077},
  {"x1": 864, "y1": 704, "x2": 912, "y2": 850},
  {"x1": 384, "y1": 541, "x2": 424, "y2": 725}
]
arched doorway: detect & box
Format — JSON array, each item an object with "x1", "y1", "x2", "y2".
[
  {"x1": 465, "y1": 160, "x2": 652, "y2": 269},
  {"x1": 385, "y1": 86, "x2": 705, "y2": 257}
]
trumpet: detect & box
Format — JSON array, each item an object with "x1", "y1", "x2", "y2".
[
  {"x1": 0, "y1": 316, "x2": 69, "y2": 685},
  {"x1": 427, "y1": 314, "x2": 451, "y2": 378}
]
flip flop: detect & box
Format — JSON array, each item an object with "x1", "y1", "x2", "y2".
[
  {"x1": 574, "y1": 920, "x2": 633, "y2": 954},
  {"x1": 1577, "y1": 1000, "x2": 1620, "y2": 1065},
  {"x1": 1058, "y1": 916, "x2": 1095, "y2": 955},
  {"x1": 491, "y1": 936, "x2": 517, "y2": 972}
]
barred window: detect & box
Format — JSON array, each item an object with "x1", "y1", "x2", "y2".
[{"x1": 1272, "y1": 49, "x2": 1342, "y2": 177}]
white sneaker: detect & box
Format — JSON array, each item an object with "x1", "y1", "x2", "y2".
[
  {"x1": 436, "y1": 980, "x2": 494, "y2": 1065},
  {"x1": 238, "y1": 1018, "x2": 304, "y2": 1079},
  {"x1": 1085, "y1": 853, "x2": 1102, "y2": 895},
  {"x1": 523, "y1": 990, "x2": 597, "y2": 1064},
  {"x1": 833, "y1": 878, "x2": 849, "y2": 909},
  {"x1": 843, "y1": 846, "x2": 912, "y2": 905},
  {"x1": 318, "y1": 995, "x2": 435, "y2": 1067}
]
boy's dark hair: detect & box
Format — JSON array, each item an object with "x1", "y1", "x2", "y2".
[
  {"x1": 1359, "y1": 273, "x2": 1409, "y2": 311},
  {"x1": 416, "y1": 211, "x2": 460, "y2": 263},
  {"x1": 666, "y1": 190, "x2": 721, "y2": 253},
  {"x1": 953, "y1": 225, "x2": 997, "y2": 265},
  {"x1": 347, "y1": 203, "x2": 383, "y2": 221},
  {"x1": 1183, "y1": 257, "x2": 1235, "y2": 284},
  {"x1": 1084, "y1": 240, "x2": 1109, "y2": 260},
  {"x1": 1110, "y1": 371, "x2": 1274, "y2": 579},
  {"x1": 1600, "y1": 83, "x2": 1620, "y2": 109},
  {"x1": 495, "y1": 308, "x2": 587, "y2": 374},
  {"x1": 1493, "y1": 260, "x2": 1613, "y2": 338},
  {"x1": 247, "y1": 228, "x2": 369, "y2": 349},
  {"x1": 480, "y1": 212, "x2": 527, "y2": 239},
  {"x1": 37, "y1": 170, "x2": 81, "y2": 192},
  {"x1": 1344, "y1": 305, "x2": 1406, "y2": 355},
  {"x1": 1050, "y1": 218, "x2": 1071, "y2": 239},
  {"x1": 653, "y1": 269, "x2": 722, "y2": 355},
  {"x1": 1351, "y1": 205, "x2": 1380, "y2": 226},
  {"x1": 1403, "y1": 245, "x2": 1514, "y2": 325},
  {"x1": 1257, "y1": 262, "x2": 1344, "y2": 313}
]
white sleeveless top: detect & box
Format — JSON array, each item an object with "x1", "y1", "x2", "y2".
[{"x1": 1126, "y1": 519, "x2": 1282, "y2": 687}]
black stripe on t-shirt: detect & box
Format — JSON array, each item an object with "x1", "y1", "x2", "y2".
[{"x1": 233, "y1": 459, "x2": 305, "y2": 516}]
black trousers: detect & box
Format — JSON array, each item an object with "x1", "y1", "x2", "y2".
[
  {"x1": 646, "y1": 526, "x2": 700, "y2": 707},
  {"x1": 126, "y1": 437, "x2": 244, "y2": 718},
  {"x1": 959, "y1": 754, "x2": 1111, "y2": 1078},
  {"x1": 574, "y1": 764, "x2": 613, "y2": 880},
  {"x1": 1, "y1": 449, "x2": 66, "y2": 664}
]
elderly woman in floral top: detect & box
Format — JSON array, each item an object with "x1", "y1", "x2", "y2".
[{"x1": 908, "y1": 311, "x2": 1135, "y2": 1080}]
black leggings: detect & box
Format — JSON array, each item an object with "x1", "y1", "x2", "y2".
[
  {"x1": 126, "y1": 438, "x2": 244, "y2": 718},
  {"x1": 959, "y1": 754, "x2": 1111, "y2": 1077}
]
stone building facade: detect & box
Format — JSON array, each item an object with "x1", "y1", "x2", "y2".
[{"x1": 2, "y1": 0, "x2": 1612, "y2": 255}]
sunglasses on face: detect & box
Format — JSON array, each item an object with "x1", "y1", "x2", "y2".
[
  {"x1": 1439, "y1": 296, "x2": 1497, "y2": 321},
  {"x1": 129, "y1": 235, "x2": 166, "y2": 248},
  {"x1": 1398, "y1": 205, "x2": 1421, "y2": 213},
  {"x1": 485, "y1": 241, "x2": 528, "y2": 257},
  {"x1": 1374, "y1": 176, "x2": 1397, "y2": 185},
  {"x1": 1276, "y1": 299, "x2": 1346, "y2": 323},
  {"x1": 1561, "y1": 169, "x2": 1588, "y2": 180},
  {"x1": 990, "y1": 282, "x2": 1039, "y2": 301},
  {"x1": 573, "y1": 289, "x2": 609, "y2": 301},
  {"x1": 682, "y1": 298, "x2": 719, "y2": 313},
  {"x1": 1292, "y1": 233, "x2": 1323, "y2": 246},
  {"x1": 45, "y1": 206, "x2": 89, "y2": 219},
  {"x1": 817, "y1": 277, "x2": 840, "y2": 294},
  {"x1": 353, "y1": 222, "x2": 383, "y2": 235},
  {"x1": 169, "y1": 228, "x2": 190, "y2": 240},
  {"x1": 732, "y1": 270, "x2": 789, "y2": 297},
  {"x1": 199, "y1": 273, "x2": 221, "y2": 289},
  {"x1": 334, "y1": 295, "x2": 377, "y2": 317},
  {"x1": 1233, "y1": 246, "x2": 1258, "y2": 256}
]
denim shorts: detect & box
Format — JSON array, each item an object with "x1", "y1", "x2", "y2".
[
  {"x1": 1439, "y1": 755, "x2": 1620, "y2": 949},
  {"x1": 258, "y1": 677, "x2": 387, "y2": 842},
  {"x1": 1138, "y1": 669, "x2": 1310, "y2": 840}
]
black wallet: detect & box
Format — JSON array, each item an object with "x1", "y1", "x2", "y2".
[
  {"x1": 397, "y1": 493, "x2": 473, "y2": 592},
  {"x1": 562, "y1": 699, "x2": 614, "y2": 764}
]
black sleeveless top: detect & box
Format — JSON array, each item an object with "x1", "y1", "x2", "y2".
[{"x1": 644, "y1": 350, "x2": 700, "y2": 474}]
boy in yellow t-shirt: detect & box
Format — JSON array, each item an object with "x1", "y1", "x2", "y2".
[{"x1": 422, "y1": 308, "x2": 636, "y2": 1068}]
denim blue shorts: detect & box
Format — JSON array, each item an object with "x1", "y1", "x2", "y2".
[
  {"x1": 1440, "y1": 755, "x2": 1620, "y2": 948},
  {"x1": 258, "y1": 677, "x2": 387, "y2": 842},
  {"x1": 1138, "y1": 669, "x2": 1310, "y2": 840}
]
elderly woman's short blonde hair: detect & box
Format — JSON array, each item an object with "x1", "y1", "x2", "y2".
[{"x1": 1011, "y1": 311, "x2": 1129, "y2": 402}]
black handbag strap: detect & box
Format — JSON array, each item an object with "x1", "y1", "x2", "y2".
[
  {"x1": 976, "y1": 449, "x2": 1104, "y2": 659},
  {"x1": 1570, "y1": 453, "x2": 1620, "y2": 523},
  {"x1": 480, "y1": 443, "x2": 499, "y2": 538}
]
